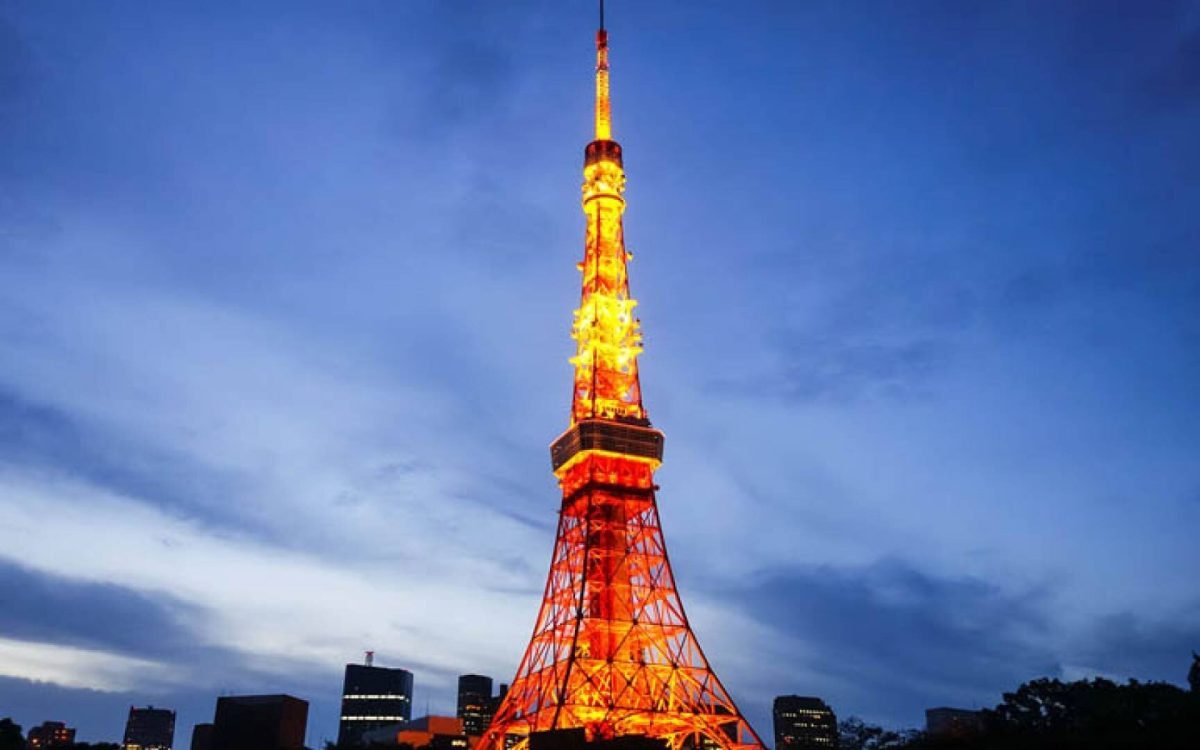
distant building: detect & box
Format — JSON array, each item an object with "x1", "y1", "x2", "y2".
[
  {"x1": 27, "y1": 721, "x2": 76, "y2": 748},
  {"x1": 338, "y1": 654, "x2": 414, "y2": 746},
  {"x1": 457, "y1": 674, "x2": 495, "y2": 736},
  {"x1": 490, "y1": 684, "x2": 509, "y2": 717},
  {"x1": 362, "y1": 715, "x2": 467, "y2": 750},
  {"x1": 190, "y1": 723, "x2": 213, "y2": 750},
  {"x1": 925, "y1": 707, "x2": 984, "y2": 737},
  {"x1": 772, "y1": 696, "x2": 836, "y2": 750},
  {"x1": 124, "y1": 706, "x2": 176, "y2": 750},
  {"x1": 211, "y1": 694, "x2": 308, "y2": 750}
]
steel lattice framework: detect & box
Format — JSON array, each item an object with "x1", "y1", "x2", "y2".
[{"x1": 475, "y1": 14, "x2": 765, "y2": 750}]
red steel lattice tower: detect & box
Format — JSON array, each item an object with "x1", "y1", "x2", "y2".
[{"x1": 477, "y1": 10, "x2": 766, "y2": 750}]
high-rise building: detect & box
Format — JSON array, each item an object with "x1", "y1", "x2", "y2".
[
  {"x1": 337, "y1": 655, "x2": 414, "y2": 747},
  {"x1": 457, "y1": 674, "x2": 495, "y2": 736},
  {"x1": 211, "y1": 694, "x2": 308, "y2": 750},
  {"x1": 123, "y1": 706, "x2": 176, "y2": 750},
  {"x1": 26, "y1": 721, "x2": 75, "y2": 748},
  {"x1": 772, "y1": 697, "x2": 836, "y2": 750},
  {"x1": 476, "y1": 8, "x2": 765, "y2": 750}
]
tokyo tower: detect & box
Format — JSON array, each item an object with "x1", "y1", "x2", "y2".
[{"x1": 476, "y1": 7, "x2": 766, "y2": 750}]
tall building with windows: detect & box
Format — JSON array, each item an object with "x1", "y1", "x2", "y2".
[
  {"x1": 457, "y1": 674, "x2": 495, "y2": 736},
  {"x1": 123, "y1": 706, "x2": 176, "y2": 750},
  {"x1": 772, "y1": 696, "x2": 837, "y2": 750},
  {"x1": 338, "y1": 654, "x2": 414, "y2": 747}
]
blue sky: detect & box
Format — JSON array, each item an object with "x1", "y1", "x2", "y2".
[{"x1": 1, "y1": 0, "x2": 1199, "y2": 745}]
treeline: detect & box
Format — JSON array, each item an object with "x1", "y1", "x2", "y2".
[{"x1": 841, "y1": 677, "x2": 1200, "y2": 750}]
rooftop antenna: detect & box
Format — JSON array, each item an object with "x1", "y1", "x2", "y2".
[
  {"x1": 600, "y1": 0, "x2": 605, "y2": 30},
  {"x1": 365, "y1": 650, "x2": 374, "y2": 667}
]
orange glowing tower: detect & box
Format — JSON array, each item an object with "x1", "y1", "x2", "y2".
[{"x1": 477, "y1": 9, "x2": 766, "y2": 750}]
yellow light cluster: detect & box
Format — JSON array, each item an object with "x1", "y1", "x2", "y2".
[
  {"x1": 571, "y1": 151, "x2": 645, "y2": 423},
  {"x1": 595, "y1": 30, "x2": 612, "y2": 140}
]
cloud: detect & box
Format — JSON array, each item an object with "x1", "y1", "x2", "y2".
[
  {"x1": 1075, "y1": 606, "x2": 1200, "y2": 685},
  {"x1": 0, "y1": 638, "x2": 171, "y2": 694},
  {"x1": 1142, "y1": 28, "x2": 1200, "y2": 110},
  {"x1": 754, "y1": 336, "x2": 952, "y2": 404},
  {"x1": 0, "y1": 559, "x2": 207, "y2": 662},
  {"x1": 0, "y1": 11, "x2": 34, "y2": 120},
  {"x1": 0, "y1": 468, "x2": 537, "y2": 671},
  {"x1": 726, "y1": 559, "x2": 1059, "y2": 726}
]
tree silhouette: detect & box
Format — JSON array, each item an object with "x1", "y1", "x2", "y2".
[
  {"x1": 0, "y1": 719, "x2": 23, "y2": 750},
  {"x1": 895, "y1": 677, "x2": 1200, "y2": 750},
  {"x1": 838, "y1": 717, "x2": 914, "y2": 750}
]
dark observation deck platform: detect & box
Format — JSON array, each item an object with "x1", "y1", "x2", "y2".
[{"x1": 550, "y1": 418, "x2": 665, "y2": 470}]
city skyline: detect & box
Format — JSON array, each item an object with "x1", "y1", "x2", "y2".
[{"x1": 2, "y1": 0, "x2": 1199, "y2": 745}]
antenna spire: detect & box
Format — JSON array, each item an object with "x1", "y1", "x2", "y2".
[{"x1": 594, "y1": 1, "x2": 611, "y2": 140}]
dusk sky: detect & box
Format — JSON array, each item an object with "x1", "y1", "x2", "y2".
[{"x1": 2, "y1": 0, "x2": 1199, "y2": 745}]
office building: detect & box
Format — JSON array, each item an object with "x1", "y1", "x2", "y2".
[
  {"x1": 211, "y1": 694, "x2": 308, "y2": 750},
  {"x1": 337, "y1": 654, "x2": 414, "y2": 746},
  {"x1": 123, "y1": 706, "x2": 176, "y2": 750},
  {"x1": 457, "y1": 674, "x2": 495, "y2": 736},
  {"x1": 773, "y1": 696, "x2": 837, "y2": 750}
]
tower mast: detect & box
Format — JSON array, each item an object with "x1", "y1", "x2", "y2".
[
  {"x1": 477, "y1": 8, "x2": 766, "y2": 750},
  {"x1": 595, "y1": 2, "x2": 611, "y2": 141}
]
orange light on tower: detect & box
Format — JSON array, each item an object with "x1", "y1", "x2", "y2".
[{"x1": 477, "y1": 8, "x2": 766, "y2": 750}]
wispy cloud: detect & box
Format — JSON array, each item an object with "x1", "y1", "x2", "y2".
[{"x1": 0, "y1": 638, "x2": 171, "y2": 694}]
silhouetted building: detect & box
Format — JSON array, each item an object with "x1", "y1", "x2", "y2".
[
  {"x1": 457, "y1": 674, "x2": 495, "y2": 736},
  {"x1": 527, "y1": 729, "x2": 666, "y2": 750},
  {"x1": 211, "y1": 694, "x2": 307, "y2": 750},
  {"x1": 190, "y1": 723, "x2": 213, "y2": 750},
  {"x1": 773, "y1": 696, "x2": 836, "y2": 750},
  {"x1": 337, "y1": 654, "x2": 414, "y2": 746},
  {"x1": 925, "y1": 708, "x2": 984, "y2": 738},
  {"x1": 124, "y1": 706, "x2": 176, "y2": 750},
  {"x1": 362, "y1": 715, "x2": 467, "y2": 750},
  {"x1": 489, "y1": 683, "x2": 509, "y2": 734},
  {"x1": 27, "y1": 722, "x2": 75, "y2": 748}
]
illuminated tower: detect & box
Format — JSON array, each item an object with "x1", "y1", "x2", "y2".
[{"x1": 477, "y1": 10, "x2": 765, "y2": 750}]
